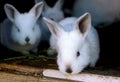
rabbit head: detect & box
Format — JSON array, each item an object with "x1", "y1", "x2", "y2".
[
  {"x1": 4, "y1": 2, "x2": 44, "y2": 46},
  {"x1": 43, "y1": 13, "x2": 96, "y2": 74},
  {"x1": 35, "y1": 0, "x2": 64, "y2": 22}
]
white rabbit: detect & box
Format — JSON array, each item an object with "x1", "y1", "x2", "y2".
[
  {"x1": 35, "y1": 0, "x2": 64, "y2": 42},
  {"x1": 35, "y1": 0, "x2": 64, "y2": 22},
  {"x1": 72, "y1": 0, "x2": 120, "y2": 27},
  {"x1": 43, "y1": 12, "x2": 100, "y2": 74},
  {"x1": 0, "y1": 2, "x2": 44, "y2": 54}
]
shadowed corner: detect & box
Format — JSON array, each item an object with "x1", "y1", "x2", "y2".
[
  {"x1": 95, "y1": 21, "x2": 120, "y2": 67},
  {"x1": 0, "y1": 43, "x2": 22, "y2": 60}
]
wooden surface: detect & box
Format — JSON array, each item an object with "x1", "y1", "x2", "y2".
[
  {"x1": 0, "y1": 55, "x2": 119, "y2": 82},
  {"x1": 0, "y1": 63, "x2": 119, "y2": 82},
  {"x1": 0, "y1": 71, "x2": 72, "y2": 82},
  {"x1": 0, "y1": 63, "x2": 73, "y2": 82},
  {"x1": 0, "y1": 55, "x2": 75, "y2": 82},
  {"x1": 43, "y1": 69, "x2": 120, "y2": 82}
]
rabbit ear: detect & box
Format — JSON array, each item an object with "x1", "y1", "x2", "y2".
[
  {"x1": 74, "y1": 12, "x2": 91, "y2": 37},
  {"x1": 34, "y1": 0, "x2": 49, "y2": 12},
  {"x1": 43, "y1": 1, "x2": 50, "y2": 11},
  {"x1": 4, "y1": 4, "x2": 20, "y2": 22},
  {"x1": 43, "y1": 17, "x2": 63, "y2": 37},
  {"x1": 34, "y1": 0, "x2": 43, "y2": 3},
  {"x1": 29, "y1": 2, "x2": 44, "y2": 19},
  {"x1": 54, "y1": 0, "x2": 64, "y2": 9}
]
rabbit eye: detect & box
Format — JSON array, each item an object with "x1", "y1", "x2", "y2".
[
  {"x1": 50, "y1": 18, "x2": 54, "y2": 21},
  {"x1": 17, "y1": 28, "x2": 20, "y2": 32},
  {"x1": 77, "y1": 51, "x2": 80, "y2": 57},
  {"x1": 32, "y1": 27, "x2": 35, "y2": 31},
  {"x1": 15, "y1": 25, "x2": 20, "y2": 32}
]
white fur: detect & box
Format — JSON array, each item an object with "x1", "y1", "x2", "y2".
[
  {"x1": 35, "y1": 0, "x2": 64, "y2": 22},
  {"x1": 0, "y1": 2, "x2": 44, "y2": 54},
  {"x1": 35, "y1": 0, "x2": 64, "y2": 41},
  {"x1": 72, "y1": 0, "x2": 120, "y2": 27},
  {"x1": 43, "y1": 13, "x2": 100, "y2": 74}
]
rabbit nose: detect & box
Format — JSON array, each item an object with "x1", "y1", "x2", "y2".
[
  {"x1": 66, "y1": 67, "x2": 72, "y2": 74},
  {"x1": 25, "y1": 37, "x2": 30, "y2": 43}
]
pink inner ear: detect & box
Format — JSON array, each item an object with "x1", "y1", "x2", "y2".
[
  {"x1": 6, "y1": 5, "x2": 15, "y2": 20},
  {"x1": 77, "y1": 51, "x2": 80, "y2": 57}
]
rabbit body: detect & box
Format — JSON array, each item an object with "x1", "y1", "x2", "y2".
[
  {"x1": 0, "y1": 2, "x2": 44, "y2": 54},
  {"x1": 72, "y1": 0, "x2": 120, "y2": 27},
  {"x1": 43, "y1": 13, "x2": 100, "y2": 74}
]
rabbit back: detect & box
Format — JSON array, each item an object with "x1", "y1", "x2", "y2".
[{"x1": 72, "y1": 0, "x2": 120, "y2": 27}]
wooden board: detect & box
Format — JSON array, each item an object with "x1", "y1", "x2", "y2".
[{"x1": 43, "y1": 69, "x2": 120, "y2": 82}]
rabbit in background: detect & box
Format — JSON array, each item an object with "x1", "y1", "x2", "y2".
[
  {"x1": 43, "y1": 12, "x2": 100, "y2": 74},
  {"x1": 72, "y1": 0, "x2": 120, "y2": 27},
  {"x1": 35, "y1": 0, "x2": 64, "y2": 42},
  {"x1": 0, "y1": 2, "x2": 44, "y2": 54},
  {"x1": 35, "y1": 0, "x2": 64, "y2": 22}
]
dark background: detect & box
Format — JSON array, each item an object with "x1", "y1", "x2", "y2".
[{"x1": 0, "y1": 0, "x2": 120, "y2": 67}]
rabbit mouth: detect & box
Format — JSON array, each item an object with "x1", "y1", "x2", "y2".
[
  {"x1": 13, "y1": 41, "x2": 32, "y2": 46},
  {"x1": 11, "y1": 40, "x2": 34, "y2": 48},
  {"x1": 24, "y1": 43, "x2": 32, "y2": 46},
  {"x1": 22, "y1": 44, "x2": 34, "y2": 49},
  {"x1": 16, "y1": 44, "x2": 35, "y2": 50}
]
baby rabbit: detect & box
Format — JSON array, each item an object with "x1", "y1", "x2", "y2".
[
  {"x1": 72, "y1": 0, "x2": 120, "y2": 27},
  {"x1": 43, "y1": 12, "x2": 100, "y2": 74},
  {"x1": 0, "y1": 2, "x2": 44, "y2": 54},
  {"x1": 35, "y1": 0, "x2": 64, "y2": 22},
  {"x1": 35, "y1": 0, "x2": 64, "y2": 42}
]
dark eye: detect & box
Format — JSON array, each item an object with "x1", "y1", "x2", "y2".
[
  {"x1": 32, "y1": 27, "x2": 35, "y2": 31},
  {"x1": 50, "y1": 18, "x2": 54, "y2": 21},
  {"x1": 77, "y1": 51, "x2": 80, "y2": 57},
  {"x1": 17, "y1": 28, "x2": 20, "y2": 32},
  {"x1": 15, "y1": 25, "x2": 20, "y2": 32}
]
